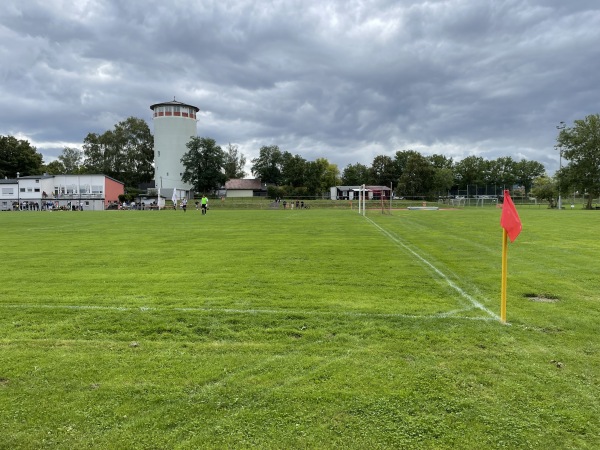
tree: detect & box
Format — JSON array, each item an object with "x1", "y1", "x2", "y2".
[
  {"x1": 556, "y1": 114, "x2": 600, "y2": 209},
  {"x1": 370, "y1": 155, "x2": 395, "y2": 186},
  {"x1": 0, "y1": 135, "x2": 44, "y2": 178},
  {"x1": 341, "y1": 163, "x2": 370, "y2": 185},
  {"x1": 514, "y1": 159, "x2": 545, "y2": 196},
  {"x1": 531, "y1": 175, "x2": 558, "y2": 208},
  {"x1": 43, "y1": 160, "x2": 66, "y2": 175},
  {"x1": 58, "y1": 147, "x2": 83, "y2": 174},
  {"x1": 428, "y1": 154, "x2": 454, "y2": 169},
  {"x1": 82, "y1": 117, "x2": 154, "y2": 188},
  {"x1": 251, "y1": 145, "x2": 283, "y2": 184},
  {"x1": 485, "y1": 156, "x2": 516, "y2": 188},
  {"x1": 322, "y1": 161, "x2": 340, "y2": 190},
  {"x1": 432, "y1": 167, "x2": 455, "y2": 195},
  {"x1": 223, "y1": 143, "x2": 247, "y2": 179},
  {"x1": 393, "y1": 150, "x2": 421, "y2": 185},
  {"x1": 82, "y1": 131, "x2": 112, "y2": 175},
  {"x1": 304, "y1": 158, "x2": 330, "y2": 196},
  {"x1": 397, "y1": 152, "x2": 435, "y2": 198},
  {"x1": 453, "y1": 156, "x2": 487, "y2": 188},
  {"x1": 280, "y1": 152, "x2": 306, "y2": 187},
  {"x1": 428, "y1": 154, "x2": 455, "y2": 195},
  {"x1": 181, "y1": 137, "x2": 226, "y2": 194},
  {"x1": 115, "y1": 117, "x2": 154, "y2": 187}
]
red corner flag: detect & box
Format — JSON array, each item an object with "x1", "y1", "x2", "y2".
[{"x1": 501, "y1": 190, "x2": 522, "y2": 242}]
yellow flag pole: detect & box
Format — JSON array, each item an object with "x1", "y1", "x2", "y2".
[{"x1": 501, "y1": 228, "x2": 508, "y2": 323}]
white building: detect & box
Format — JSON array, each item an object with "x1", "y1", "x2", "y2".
[
  {"x1": 0, "y1": 174, "x2": 124, "y2": 211},
  {"x1": 150, "y1": 99, "x2": 200, "y2": 200}
]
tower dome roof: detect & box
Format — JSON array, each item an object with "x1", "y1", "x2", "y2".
[{"x1": 150, "y1": 100, "x2": 199, "y2": 112}]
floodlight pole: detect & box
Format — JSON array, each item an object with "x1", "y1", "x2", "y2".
[
  {"x1": 558, "y1": 148, "x2": 562, "y2": 210},
  {"x1": 556, "y1": 121, "x2": 566, "y2": 210}
]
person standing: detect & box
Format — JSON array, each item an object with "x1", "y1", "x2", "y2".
[
  {"x1": 182, "y1": 198, "x2": 187, "y2": 212},
  {"x1": 201, "y1": 195, "x2": 208, "y2": 215}
]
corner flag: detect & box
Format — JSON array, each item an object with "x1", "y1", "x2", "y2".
[
  {"x1": 500, "y1": 189, "x2": 522, "y2": 324},
  {"x1": 501, "y1": 190, "x2": 522, "y2": 242}
]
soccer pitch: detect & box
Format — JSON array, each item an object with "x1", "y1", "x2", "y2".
[
  {"x1": 1, "y1": 208, "x2": 599, "y2": 448},
  {"x1": 0, "y1": 208, "x2": 501, "y2": 318}
]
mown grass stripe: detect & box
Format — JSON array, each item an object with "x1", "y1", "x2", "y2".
[
  {"x1": 0, "y1": 303, "x2": 496, "y2": 322},
  {"x1": 365, "y1": 215, "x2": 500, "y2": 321}
]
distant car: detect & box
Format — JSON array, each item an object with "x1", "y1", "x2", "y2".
[{"x1": 393, "y1": 196, "x2": 404, "y2": 200}]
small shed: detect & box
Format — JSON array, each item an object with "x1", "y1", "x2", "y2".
[{"x1": 225, "y1": 179, "x2": 267, "y2": 197}]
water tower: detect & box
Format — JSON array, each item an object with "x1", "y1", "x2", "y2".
[{"x1": 150, "y1": 99, "x2": 200, "y2": 198}]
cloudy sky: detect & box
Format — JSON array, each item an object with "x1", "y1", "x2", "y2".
[{"x1": 1, "y1": 0, "x2": 599, "y2": 175}]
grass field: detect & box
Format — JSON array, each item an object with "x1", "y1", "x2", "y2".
[{"x1": 1, "y1": 207, "x2": 599, "y2": 449}]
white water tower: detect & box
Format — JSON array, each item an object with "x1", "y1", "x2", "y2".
[{"x1": 150, "y1": 99, "x2": 200, "y2": 197}]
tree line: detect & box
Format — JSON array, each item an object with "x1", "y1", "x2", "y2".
[
  {"x1": 247, "y1": 146, "x2": 549, "y2": 199},
  {"x1": 2, "y1": 113, "x2": 599, "y2": 208}
]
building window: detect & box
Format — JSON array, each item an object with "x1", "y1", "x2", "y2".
[
  {"x1": 2, "y1": 188, "x2": 14, "y2": 195},
  {"x1": 34, "y1": 188, "x2": 40, "y2": 192},
  {"x1": 158, "y1": 151, "x2": 160, "y2": 157},
  {"x1": 35, "y1": 180, "x2": 39, "y2": 183},
  {"x1": 20, "y1": 188, "x2": 25, "y2": 192},
  {"x1": 92, "y1": 185, "x2": 103, "y2": 194}
]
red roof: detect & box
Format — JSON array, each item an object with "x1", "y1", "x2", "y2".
[{"x1": 225, "y1": 179, "x2": 264, "y2": 190}]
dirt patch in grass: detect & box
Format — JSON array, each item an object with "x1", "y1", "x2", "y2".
[{"x1": 524, "y1": 293, "x2": 559, "y2": 303}]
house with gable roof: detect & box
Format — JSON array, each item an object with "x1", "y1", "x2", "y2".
[{"x1": 224, "y1": 179, "x2": 267, "y2": 198}]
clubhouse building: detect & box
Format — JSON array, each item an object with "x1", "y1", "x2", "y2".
[{"x1": 1, "y1": 174, "x2": 124, "y2": 211}]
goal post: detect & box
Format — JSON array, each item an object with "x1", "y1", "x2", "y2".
[
  {"x1": 381, "y1": 195, "x2": 391, "y2": 214},
  {"x1": 475, "y1": 196, "x2": 498, "y2": 207}
]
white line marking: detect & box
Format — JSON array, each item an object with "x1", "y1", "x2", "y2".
[
  {"x1": 0, "y1": 303, "x2": 497, "y2": 322},
  {"x1": 365, "y1": 216, "x2": 501, "y2": 321}
]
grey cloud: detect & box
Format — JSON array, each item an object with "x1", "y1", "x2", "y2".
[{"x1": 1, "y1": 0, "x2": 598, "y2": 173}]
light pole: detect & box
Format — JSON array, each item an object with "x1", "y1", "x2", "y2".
[{"x1": 556, "y1": 121, "x2": 566, "y2": 209}]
